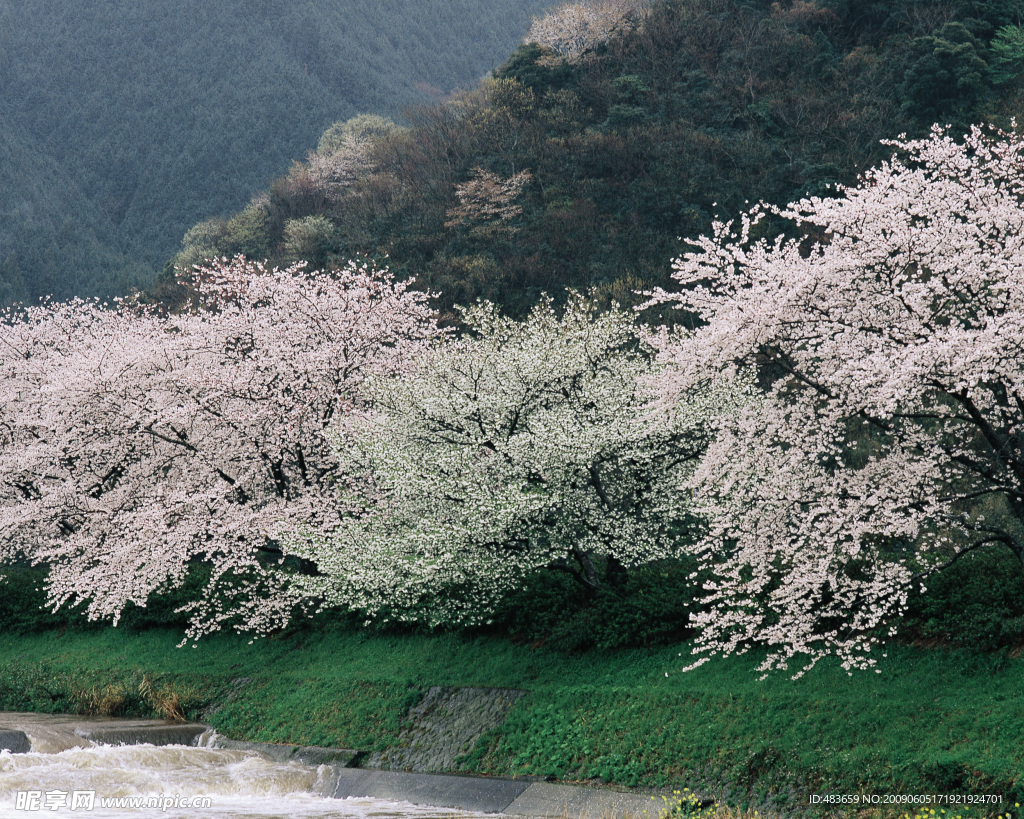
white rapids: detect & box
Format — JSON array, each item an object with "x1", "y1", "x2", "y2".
[{"x1": 0, "y1": 719, "x2": 486, "y2": 819}]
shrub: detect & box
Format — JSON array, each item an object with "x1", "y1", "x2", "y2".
[
  {"x1": 903, "y1": 546, "x2": 1024, "y2": 652},
  {"x1": 487, "y1": 559, "x2": 701, "y2": 651}
]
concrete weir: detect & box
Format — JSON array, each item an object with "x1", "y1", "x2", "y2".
[
  {"x1": 77, "y1": 722, "x2": 208, "y2": 747},
  {"x1": 206, "y1": 734, "x2": 361, "y2": 767},
  {"x1": 0, "y1": 711, "x2": 208, "y2": 753}
]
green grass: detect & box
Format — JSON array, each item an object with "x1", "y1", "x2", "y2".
[{"x1": 0, "y1": 626, "x2": 1021, "y2": 815}]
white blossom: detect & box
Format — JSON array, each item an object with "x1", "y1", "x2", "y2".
[
  {"x1": 445, "y1": 168, "x2": 533, "y2": 229},
  {"x1": 526, "y1": 0, "x2": 648, "y2": 62},
  {"x1": 306, "y1": 136, "x2": 372, "y2": 204},
  {"x1": 287, "y1": 294, "x2": 748, "y2": 626}
]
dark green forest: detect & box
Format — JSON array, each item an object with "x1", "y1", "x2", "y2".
[
  {"x1": 161, "y1": 0, "x2": 1024, "y2": 320},
  {"x1": 0, "y1": 0, "x2": 557, "y2": 305}
]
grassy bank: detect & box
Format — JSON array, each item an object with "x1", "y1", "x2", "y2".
[{"x1": 0, "y1": 626, "x2": 1021, "y2": 815}]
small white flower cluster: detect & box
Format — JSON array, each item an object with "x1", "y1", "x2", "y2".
[
  {"x1": 305, "y1": 136, "x2": 372, "y2": 205},
  {"x1": 445, "y1": 168, "x2": 533, "y2": 229},
  {"x1": 526, "y1": 0, "x2": 648, "y2": 63}
]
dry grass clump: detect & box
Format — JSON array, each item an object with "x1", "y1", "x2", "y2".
[
  {"x1": 64, "y1": 673, "x2": 192, "y2": 721},
  {"x1": 78, "y1": 684, "x2": 129, "y2": 717},
  {"x1": 138, "y1": 674, "x2": 188, "y2": 722}
]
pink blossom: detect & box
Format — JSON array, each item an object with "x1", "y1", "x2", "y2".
[
  {"x1": 0, "y1": 258, "x2": 440, "y2": 640},
  {"x1": 648, "y1": 125, "x2": 1024, "y2": 675}
]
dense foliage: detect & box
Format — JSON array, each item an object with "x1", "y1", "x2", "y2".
[
  {"x1": 0, "y1": 0, "x2": 557, "y2": 306},
  {"x1": 165, "y1": 0, "x2": 1024, "y2": 319}
]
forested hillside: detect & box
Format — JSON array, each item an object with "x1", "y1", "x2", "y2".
[
  {"x1": 0, "y1": 0, "x2": 557, "y2": 304},
  {"x1": 168, "y1": 0, "x2": 1024, "y2": 319}
]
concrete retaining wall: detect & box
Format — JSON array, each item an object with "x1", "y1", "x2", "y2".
[
  {"x1": 334, "y1": 769, "x2": 532, "y2": 812},
  {"x1": 507, "y1": 781, "x2": 663, "y2": 819},
  {"x1": 333, "y1": 769, "x2": 663, "y2": 818}
]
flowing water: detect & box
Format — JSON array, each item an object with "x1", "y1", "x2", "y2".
[{"x1": 0, "y1": 714, "x2": 488, "y2": 819}]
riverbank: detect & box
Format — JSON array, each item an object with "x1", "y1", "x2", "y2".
[
  {"x1": 0, "y1": 627, "x2": 1021, "y2": 815},
  {"x1": 0, "y1": 711, "x2": 658, "y2": 818}
]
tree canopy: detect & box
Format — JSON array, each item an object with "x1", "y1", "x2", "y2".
[
  {"x1": 0, "y1": 258, "x2": 440, "y2": 639},
  {"x1": 286, "y1": 294, "x2": 747, "y2": 627}
]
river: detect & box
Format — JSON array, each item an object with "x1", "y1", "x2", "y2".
[{"x1": 0, "y1": 713, "x2": 488, "y2": 819}]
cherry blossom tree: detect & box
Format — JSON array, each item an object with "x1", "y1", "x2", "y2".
[
  {"x1": 0, "y1": 257, "x2": 440, "y2": 639},
  {"x1": 306, "y1": 116, "x2": 402, "y2": 207},
  {"x1": 285, "y1": 294, "x2": 747, "y2": 628},
  {"x1": 306, "y1": 137, "x2": 373, "y2": 206},
  {"x1": 647, "y1": 125, "x2": 1024, "y2": 676},
  {"x1": 526, "y1": 0, "x2": 647, "y2": 62},
  {"x1": 444, "y1": 168, "x2": 533, "y2": 230}
]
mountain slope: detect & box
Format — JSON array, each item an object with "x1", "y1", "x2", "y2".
[
  {"x1": 0, "y1": 0, "x2": 556, "y2": 303},
  {"x1": 166, "y1": 0, "x2": 1024, "y2": 319}
]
